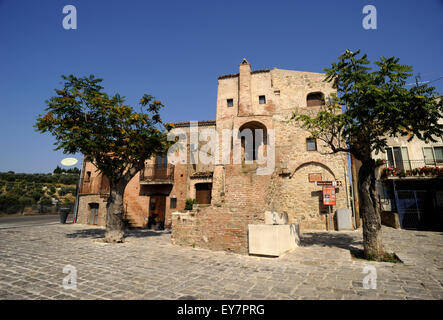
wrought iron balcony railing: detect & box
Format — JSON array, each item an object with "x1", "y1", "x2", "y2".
[
  {"x1": 383, "y1": 159, "x2": 443, "y2": 171},
  {"x1": 139, "y1": 164, "x2": 174, "y2": 183},
  {"x1": 380, "y1": 159, "x2": 443, "y2": 178}
]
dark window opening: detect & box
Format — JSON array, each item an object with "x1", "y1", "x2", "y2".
[
  {"x1": 85, "y1": 171, "x2": 91, "y2": 181},
  {"x1": 259, "y1": 95, "x2": 266, "y2": 104},
  {"x1": 227, "y1": 99, "x2": 233, "y2": 107},
  {"x1": 307, "y1": 92, "x2": 325, "y2": 107},
  {"x1": 170, "y1": 197, "x2": 177, "y2": 209},
  {"x1": 386, "y1": 146, "x2": 410, "y2": 171}
]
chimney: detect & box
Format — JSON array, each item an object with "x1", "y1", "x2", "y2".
[{"x1": 238, "y1": 58, "x2": 252, "y2": 116}]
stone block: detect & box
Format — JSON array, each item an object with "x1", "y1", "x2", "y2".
[
  {"x1": 336, "y1": 208, "x2": 353, "y2": 230},
  {"x1": 381, "y1": 211, "x2": 401, "y2": 229},
  {"x1": 248, "y1": 224, "x2": 300, "y2": 257},
  {"x1": 264, "y1": 211, "x2": 288, "y2": 225}
]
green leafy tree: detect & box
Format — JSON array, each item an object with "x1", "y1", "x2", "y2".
[
  {"x1": 18, "y1": 196, "x2": 34, "y2": 207},
  {"x1": 293, "y1": 50, "x2": 443, "y2": 259},
  {"x1": 39, "y1": 196, "x2": 53, "y2": 206},
  {"x1": 30, "y1": 190, "x2": 44, "y2": 202},
  {"x1": 53, "y1": 166, "x2": 63, "y2": 174},
  {"x1": 67, "y1": 167, "x2": 81, "y2": 174},
  {"x1": 35, "y1": 75, "x2": 172, "y2": 243}
]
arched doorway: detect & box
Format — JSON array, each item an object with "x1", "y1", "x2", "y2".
[{"x1": 238, "y1": 121, "x2": 268, "y2": 162}]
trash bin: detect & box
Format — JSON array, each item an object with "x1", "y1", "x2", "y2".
[{"x1": 60, "y1": 207, "x2": 70, "y2": 224}]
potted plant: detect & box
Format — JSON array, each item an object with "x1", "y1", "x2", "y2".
[{"x1": 185, "y1": 198, "x2": 197, "y2": 210}]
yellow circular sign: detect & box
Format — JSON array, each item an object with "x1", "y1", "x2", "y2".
[{"x1": 61, "y1": 157, "x2": 78, "y2": 167}]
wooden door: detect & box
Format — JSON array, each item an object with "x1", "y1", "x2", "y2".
[
  {"x1": 148, "y1": 195, "x2": 166, "y2": 229},
  {"x1": 89, "y1": 203, "x2": 99, "y2": 225}
]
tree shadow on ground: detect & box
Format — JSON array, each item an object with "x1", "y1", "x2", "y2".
[
  {"x1": 66, "y1": 227, "x2": 169, "y2": 239},
  {"x1": 300, "y1": 231, "x2": 363, "y2": 251}
]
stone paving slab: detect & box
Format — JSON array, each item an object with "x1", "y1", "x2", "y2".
[{"x1": 0, "y1": 223, "x2": 442, "y2": 300}]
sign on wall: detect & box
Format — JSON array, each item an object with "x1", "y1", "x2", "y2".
[
  {"x1": 308, "y1": 173, "x2": 322, "y2": 182},
  {"x1": 323, "y1": 186, "x2": 336, "y2": 206},
  {"x1": 316, "y1": 181, "x2": 342, "y2": 187}
]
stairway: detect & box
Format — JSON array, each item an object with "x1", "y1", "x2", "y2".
[{"x1": 123, "y1": 207, "x2": 146, "y2": 228}]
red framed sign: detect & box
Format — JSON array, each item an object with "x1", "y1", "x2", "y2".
[{"x1": 322, "y1": 186, "x2": 336, "y2": 206}]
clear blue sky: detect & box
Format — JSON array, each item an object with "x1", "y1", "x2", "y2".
[{"x1": 1, "y1": 0, "x2": 442, "y2": 173}]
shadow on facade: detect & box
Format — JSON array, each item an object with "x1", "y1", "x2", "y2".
[{"x1": 300, "y1": 232, "x2": 362, "y2": 250}]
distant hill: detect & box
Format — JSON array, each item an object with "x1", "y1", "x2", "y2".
[{"x1": 0, "y1": 170, "x2": 80, "y2": 215}]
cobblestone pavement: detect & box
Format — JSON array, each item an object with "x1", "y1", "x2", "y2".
[{"x1": 0, "y1": 223, "x2": 442, "y2": 300}]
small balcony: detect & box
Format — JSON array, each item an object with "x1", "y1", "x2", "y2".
[
  {"x1": 139, "y1": 164, "x2": 174, "y2": 184},
  {"x1": 380, "y1": 160, "x2": 443, "y2": 179}
]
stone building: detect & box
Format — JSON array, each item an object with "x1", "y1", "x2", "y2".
[{"x1": 77, "y1": 59, "x2": 352, "y2": 254}]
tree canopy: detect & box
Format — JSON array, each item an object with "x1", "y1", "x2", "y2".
[
  {"x1": 35, "y1": 75, "x2": 172, "y2": 185},
  {"x1": 293, "y1": 49, "x2": 443, "y2": 161},
  {"x1": 35, "y1": 74, "x2": 173, "y2": 242}
]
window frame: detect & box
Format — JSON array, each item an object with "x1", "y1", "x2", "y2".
[
  {"x1": 170, "y1": 197, "x2": 177, "y2": 209},
  {"x1": 306, "y1": 138, "x2": 317, "y2": 151},
  {"x1": 258, "y1": 95, "x2": 266, "y2": 104},
  {"x1": 435, "y1": 146, "x2": 443, "y2": 163},
  {"x1": 385, "y1": 146, "x2": 411, "y2": 170},
  {"x1": 422, "y1": 146, "x2": 443, "y2": 165}
]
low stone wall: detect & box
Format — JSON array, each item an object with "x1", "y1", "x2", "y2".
[{"x1": 171, "y1": 206, "x2": 265, "y2": 254}]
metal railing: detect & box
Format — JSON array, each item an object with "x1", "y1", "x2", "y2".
[
  {"x1": 383, "y1": 159, "x2": 443, "y2": 171},
  {"x1": 381, "y1": 159, "x2": 443, "y2": 178},
  {"x1": 139, "y1": 164, "x2": 174, "y2": 182}
]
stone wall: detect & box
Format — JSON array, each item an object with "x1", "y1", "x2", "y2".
[
  {"x1": 172, "y1": 61, "x2": 351, "y2": 254},
  {"x1": 171, "y1": 204, "x2": 265, "y2": 255}
]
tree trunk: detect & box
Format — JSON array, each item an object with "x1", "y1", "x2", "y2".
[
  {"x1": 104, "y1": 183, "x2": 126, "y2": 243},
  {"x1": 358, "y1": 159, "x2": 384, "y2": 259}
]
